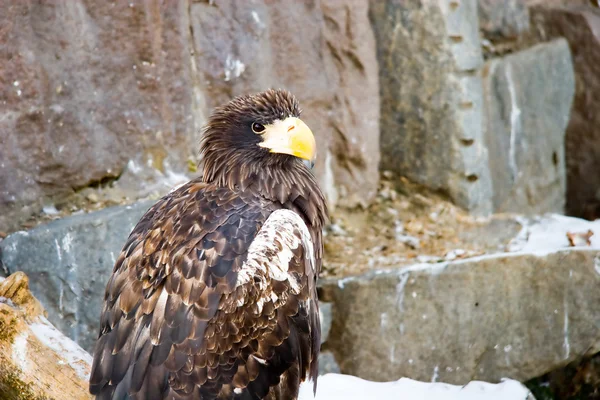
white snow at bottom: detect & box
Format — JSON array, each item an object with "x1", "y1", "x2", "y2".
[{"x1": 299, "y1": 374, "x2": 534, "y2": 400}]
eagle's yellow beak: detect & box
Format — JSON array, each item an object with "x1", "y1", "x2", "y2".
[{"x1": 258, "y1": 117, "x2": 316, "y2": 165}]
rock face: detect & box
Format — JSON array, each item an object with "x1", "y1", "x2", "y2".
[
  {"x1": 529, "y1": 5, "x2": 600, "y2": 220},
  {"x1": 0, "y1": 2, "x2": 197, "y2": 231},
  {"x1": 370, "y1": 0, "x2": 493, "y2": 216},
  {"x1": 0, "y1": 0, "x2": 380, "y2": 232},
  {"x1": 482, "y1": 39, "x2": 574, "y2": 214},
  {"x1": 320, "y1": 215, "x2": 600, "y2": 384},
  {"x1": 0, "y1": 200, "x2": 154, "y2": 352}
]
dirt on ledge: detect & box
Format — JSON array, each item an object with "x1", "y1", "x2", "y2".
[{"x1": 321, "y1": 173, "x2": 522, "y2": 279}]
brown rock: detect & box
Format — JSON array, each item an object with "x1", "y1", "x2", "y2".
[
  {"x1": 530, "y1": 5, "x2": 600, "y2": 219},
  {"x1": 0, "y1": 1, "x2": 196, "y2": 230},
  {"x1": 0, "y1": 273, "x2": 93, "y2": 400}
]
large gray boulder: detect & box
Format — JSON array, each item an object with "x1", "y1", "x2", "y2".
[
  {"x1": 482, "y1": 39, "x2": 574, "y2": 214},
  {"x1": 320, "y1": 215, "x2": 600, "y2": 384},
  {"x1": 529, "y1": 5, "x2": 600, "y2": 220}
]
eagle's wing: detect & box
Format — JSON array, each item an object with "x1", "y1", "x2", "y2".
[{"x1": 89, "y1": 180, "x2": 320, "y2": 400}]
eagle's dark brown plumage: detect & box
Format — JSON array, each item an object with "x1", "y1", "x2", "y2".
[{"x1": 89, "y1": 89, "x2": 328, "y2": 400}]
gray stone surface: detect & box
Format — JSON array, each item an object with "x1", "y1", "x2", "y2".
[
  {"x1": 482, "y1": 39, "x2": 574, "y2": 214},
  {"x1": 530, "y1": 5, "x2": 600, "y2": 220},
  {"x1": 478, "y1": 0, "x2": 530, "y2": 39},
  {"x1": 0, "y1": 200, "x2": 154, "y2": 352},
  {"x1": 320, "y1": 247, "x2": 600, "y2": 385},
  {"x1": 370, "y1": 0, "x2": 493, "y2": 216}
]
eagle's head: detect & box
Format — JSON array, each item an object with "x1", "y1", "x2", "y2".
[{"x1": 201, "y1": 89, "x2": 317, "y2": 185}]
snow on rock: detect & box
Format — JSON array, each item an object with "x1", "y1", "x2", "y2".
[
  {"x1": 299, "y1": 374, "x2": 534, "y2": 400},
  {"x1": 29, "y1": 316, "x2": 93, "y2": 380},
  {"x1": 507, "y1": 214, "x2": 600, "y2": 254}
]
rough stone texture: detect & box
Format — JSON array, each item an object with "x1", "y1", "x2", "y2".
[
  {"x1": 370, "y1": 0, "x2": 493, "y2": 216},
  {"x1": 320, "y1": 248, "x2": 600, "y2": 385},
  {"x1": 529, "y1": 5, "x2": 600, "y2": 220},
  {"x1": 478, "y1": 0, "x2": 530, "y2": 39},
  {"x1": 482, "y1": 39, "x2": 574, "y2": 214},
  {"x1": 0, "y1": 1, "x2": 197, "y2": 231},
  {"x1": 189, "y1": 0, "x2": 380, "y2": 209},
  {"x1": 0, "y1": 0, "x2": 380, "y2": 232},
  {"x1": 0, "y1": 200, "x2": 154, "y2": 352}
]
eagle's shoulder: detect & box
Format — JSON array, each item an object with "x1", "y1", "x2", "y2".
[{"x1": 237, "y1": 209, "x2": 315, "y2": 289}]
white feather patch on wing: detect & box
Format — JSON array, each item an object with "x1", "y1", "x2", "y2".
[{"x1": 236, "y1": 209, "x2": 315, "y2": 294}]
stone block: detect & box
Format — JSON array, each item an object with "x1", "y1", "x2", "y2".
[
  {"x1": 530, "y1": 5, "x2": 600, "y2": 219},
  {"x1": 370, "y1": 0, "x2": 493, "y2": 215},
  {"x1": 482, "y1": 39, "x2": 574, "y2": 214},
  {"x1": 478, "y1": 0, "x2": 530, "y2": 39},
  {"x1": 320, "y1": 215, "x2": 600, "y2": 384}
]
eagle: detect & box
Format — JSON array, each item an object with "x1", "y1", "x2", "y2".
[{"x1": 89, "y1": 89, "x2": 328, "y2": 400}]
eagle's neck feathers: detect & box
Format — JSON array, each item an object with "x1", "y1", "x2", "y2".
[{"x1": 201, "y1": 147, "x2": 328, "y2": 230}]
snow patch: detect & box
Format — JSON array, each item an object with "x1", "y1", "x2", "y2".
[
  {"x1": 251, "y1": 11, "x2": 264, "y2": 28},
  {"x1": 29, "y1": 316, "x2": 92, "y2": 380},
  {"x1": 299, "y1": 374, "x2": 533, "y2": 400},
  {"x1": 0, "y1": 296, "x2": 15, "y2": 307},
  {"x1": 396, "y1": 273, "x2": 410, "y2": 313},
  {"x1": 61, "y1": 232, "x2": 74, "y2": 253},
  {"x1": 323, "y1": 150, "x2": 338, "y2": 207},
  {"x1": 508, "y1": 214, "x2": 600, "y2": 255},
  {"x1": 42, "y1": 204, "x2": 60, "y2": 215},
  {"x1": 563, "y1": 298, "x2": 570, "y2": 359}
]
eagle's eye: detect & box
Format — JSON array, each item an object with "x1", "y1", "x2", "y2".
[{"x1": 251, "y1": 122, "x2": 266, "y2": 134}]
